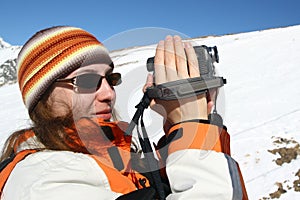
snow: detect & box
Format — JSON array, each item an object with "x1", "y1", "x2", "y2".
[
  {"x1": 0, "y1": 39, "x2": 20, "y2": 64},
  {"x1": 1, "y1": 25, "x2": 300, "y2": 199},
  {"x1": 0, "y1": 37, "x2": 11, "y2": 48}
]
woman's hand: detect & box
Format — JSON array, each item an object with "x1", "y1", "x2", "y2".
[{"x1": 144, "y1": 35, "x2": 214, "y2": 126}]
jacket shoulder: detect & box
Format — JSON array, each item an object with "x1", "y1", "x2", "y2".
[{"x1": 2, "y1": 151, "x2": 120, "y2": 199}]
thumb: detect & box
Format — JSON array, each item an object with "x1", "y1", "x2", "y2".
[
  {"x1": 207, "y1": 100, "x2": 214, "y2": 114},
  {"x1": 143, "y1": 73, "x2": 153, "y2": 92},
  {"x1": 143, "y1": 73, "x2": 158, "y2": 110}
]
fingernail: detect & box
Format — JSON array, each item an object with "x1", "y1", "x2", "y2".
[
  {"x1": 184, "y1": 42, "x2": 192, "y2": 48},
  {"x1": 158, "y1": 40, "x2": 164, "y2": 46},
  {"x1": 166, "y1": 35, "x2": 172, "y2": 41},
  {"x1": 174, "y1": 35, "x2": 181, "y2": 41}
]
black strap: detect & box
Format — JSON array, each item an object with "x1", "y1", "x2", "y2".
[
  {"x1": 107, "y1": 146, "x2": 124, "y2": 171},
  {"x1": 116, "y1": 187, "x2": 156, "y2": 200},
  {"x1": 138, "y1": 112, "x2": 166, "y2": 200},
  {"x1": 0, "y1": 153, "x2": 15, "y2": 172},
  {"x1": 124, "y1": 92, "x2": 151, "y2": 136},
  {"x1": 124, "y1": 92, "x2": 166, "y2": 200}
]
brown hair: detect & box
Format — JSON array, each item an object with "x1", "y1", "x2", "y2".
[{"x1": 0, "y1": 85, "x2": 78, "y2": 162}]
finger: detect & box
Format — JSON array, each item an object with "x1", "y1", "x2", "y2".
[
  {"x1": 154, "y1": 40, "x2": 165, "y2": 85},
  {"x1": 206, "y1": 89, "x2": 217, "y2": 114},
  {"x1": 143, "y1": 73, "x2": 153, "y2": 92},
  {"x1": 207, "y1": 89, "x2": 217, "y2": 101},
  {"x1": 164, "y1": 35, "x2": 177, "y2": 82},
  {"x1": 185, "y1": 42, "x2": 200, "y2": 78},
  {"x1": 207, "y1": 101, "x2": 214, "y2": 114},
  {"x1": 174, "y1": 35, "x2": 188, "y2": 79}
]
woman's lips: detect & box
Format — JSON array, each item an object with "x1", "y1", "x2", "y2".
[{"x1": 95, "y1": 109, "x2": 112, "y2": 120}]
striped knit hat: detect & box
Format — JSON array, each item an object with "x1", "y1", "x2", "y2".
[{"x1": 17, "y1": 26, "x2": 112, "y2": 112}]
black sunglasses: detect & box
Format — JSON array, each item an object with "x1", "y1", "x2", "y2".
[{"x1": 56, "y1": 73, "x2": 122, "y2": 92}]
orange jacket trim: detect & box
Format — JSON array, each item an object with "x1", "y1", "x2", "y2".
[
  {"x1": 167, "y1": 122, "x2": 231, "y2": 155},
  {"x1": 90, "y1": 155, "x2": 138, "y2": 194}
]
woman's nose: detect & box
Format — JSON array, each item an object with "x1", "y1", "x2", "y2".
[{"x1": 95, "y1": 78, "x2": 115, "y2": 102}]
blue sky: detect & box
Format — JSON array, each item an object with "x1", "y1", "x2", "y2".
[{"x1": 1, "y1": 0, "x2": 299, "y2": 50}]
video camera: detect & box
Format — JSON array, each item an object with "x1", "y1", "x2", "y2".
[{"x1": 145, "y1": 45, "x2": 226, "y2": 100}]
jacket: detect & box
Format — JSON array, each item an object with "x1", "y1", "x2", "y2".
[{"x1": 0, "y1": 118, "x2": 248, "y2": 199}]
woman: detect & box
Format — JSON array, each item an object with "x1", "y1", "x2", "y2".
[{"x1": 0, "y1": 26, "x2": 248, "y2": 199}]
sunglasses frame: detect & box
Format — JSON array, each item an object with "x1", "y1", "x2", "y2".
[{"x1": 56, "y1": 72, "x2": 122, "y2": 92}]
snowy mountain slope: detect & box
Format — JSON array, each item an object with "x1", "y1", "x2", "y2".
[
  {"x1": 0, "y1": 37, "x2": 11, "y2": 49},
  {"x1": 0, "y1": 38, "x2": 21, "y2": 85},
  {"x1": 0, "y1": 38, "x2": 21, "y2": 63},
  {"x1": 1, "y1": 25, "x2": 300, "y2": 199}
]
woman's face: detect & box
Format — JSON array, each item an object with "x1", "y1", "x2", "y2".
[{"x1": 50, "y1": 63, "x2": 116, "y2": 121}]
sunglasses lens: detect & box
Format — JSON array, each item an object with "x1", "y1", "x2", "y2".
[
  {"x1": 108, "y1": 73, "x2": 122, "y2": 86},
  {"x1": 76, "y1": 74, "x2": 102, "y2": 89},
  {"x1": 75, "y1": 73, "x2": 121, "y2": 91}
]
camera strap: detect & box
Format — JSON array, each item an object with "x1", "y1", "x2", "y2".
[{"x1": 125, "y1": 92, "x2": 166, "y2": 200}]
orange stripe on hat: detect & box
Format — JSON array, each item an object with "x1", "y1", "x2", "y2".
[
  {"x1": 18, "y1": 29, "x2": 100, "y2": 86},
  {"x1": 17, "y1": 26, "x2": 112, "y2": 111}
]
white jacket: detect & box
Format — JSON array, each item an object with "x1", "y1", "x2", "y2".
[{"x1": 1, "y1": 121, "x2": 247, "y2": 199}]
